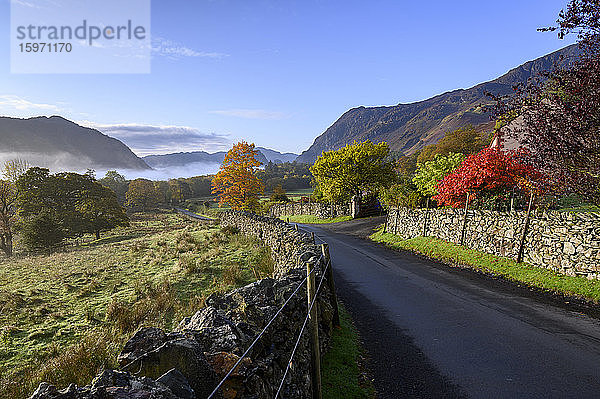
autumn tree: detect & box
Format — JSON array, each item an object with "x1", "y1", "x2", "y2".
[
  {"x1": 417, "y1": 125, "x2": 492, "y2": 163},
  {"x1": 434, "y1": 148, "x2": 539, "y2": 209},
  {"x1": 212, "y1": 141, "x2": 265, "y2": 210},
  {"x1": 125, "y1": 178, "x2": 162, "y2": 211},
  {"x1": 311, "y1": 141, "x2": 396, "y2": 203},
  {"x1": 270, "y1": 184, "x2": 290, "y2": 202},
  {"x1": 494, "y1": 0, "x2": 600, "y2": 205},
  {"x1": 413, "y1": 152, "x2": 466, "y2": 197}
]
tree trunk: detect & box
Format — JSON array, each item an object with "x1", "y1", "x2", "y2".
[{"x1": 0, "y1": 233, "x2": 12, "y2": 257}]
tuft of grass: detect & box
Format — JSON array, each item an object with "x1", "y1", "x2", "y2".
[
  {"x1": 370, "y1": 227, "x2": 600, "y2": 302},
  {"x1": 280, "y1": 215, "x2": 353, "y2": 224},
  {"x1": 322, "y1": 305, "x2": 375, "y2": 399},
  {"x1": 0, "y1": 211, "x2": 272, "y2": 399}
]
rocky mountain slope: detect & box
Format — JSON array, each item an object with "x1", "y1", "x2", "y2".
[
  {"x1": 296, "y1": 44, "x2": 580, "y2": 163},
  {"x1": 0, "y1": 116, "x2": 150, "y2": 171}
]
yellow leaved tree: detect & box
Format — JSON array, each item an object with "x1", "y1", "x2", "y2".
[{"x1": 212, "y1": 141, "x2": 265, "y2": 210}]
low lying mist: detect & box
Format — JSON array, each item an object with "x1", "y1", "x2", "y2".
[
  {"x1": 98, "y1": 162, "x2": 222, "y2": 180},
  {"x1": 0, "y1": 152, "x2": 221, "y2": 180}
]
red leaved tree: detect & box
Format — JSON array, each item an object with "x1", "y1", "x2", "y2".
[{"x1": 434, "y1": 148, "x2": 540, "y2": 209}]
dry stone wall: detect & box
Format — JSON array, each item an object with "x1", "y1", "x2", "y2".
[
  {"x1": 30, "y1": 211, "x2": 334, "y2": 399},
  {"x1": 269, "y1": 202, "x2": 350, "y2": 220},
  {"x1": 387, "y1": 207, "x2": 600, "y2": 278}
]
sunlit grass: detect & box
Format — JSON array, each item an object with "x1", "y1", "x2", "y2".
[
  {"x1": 322, "y1": 305, "x2": 375, "y2": 399},
  {"x1": 280, "y1": 215, "x2": 353, "y2": 224},
  {"x1": 0, "y1": 212, "x2": 272, "y2": 399},
  {"x1": 370, "y1": 227, "x2": 600, "y2": 302}
]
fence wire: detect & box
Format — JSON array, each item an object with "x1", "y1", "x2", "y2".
[
  {"x1": 206, "y1": 251, "x2": 325, "y2": 399},
  {"x1": 274, "y1": 257, "x2": 331, "y2": 399}
]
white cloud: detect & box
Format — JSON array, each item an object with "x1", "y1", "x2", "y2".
[
  {"x1": 209, "y1": 109, "x2": 288, "y2": 120},
  {"x1": 0, "y1": 95, "x2": 62, "y2": 113},
  {"x1": 152, "y1": 37, "x2": 228, "y2": 60},
  {"x1": 80, "y1": 122, "x2": 230, "y2": 156}
]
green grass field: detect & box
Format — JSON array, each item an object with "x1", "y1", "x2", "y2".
[
  {"x1": 0, "y1": 211, "x2": 272, "y2": 399},
  {"x1": 370, "y1": 227, "x2": 600, "y2": 302},
  {"x1": 280, "y1": 215, "x2": 352, "y2": 224},
  {"x1": 322, "y1": 305, "x2": 375, "y2": 399}
]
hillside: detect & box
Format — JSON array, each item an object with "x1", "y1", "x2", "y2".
[
  {"x1": 0, "y1": 116, "x2": 150, "y2": 170},
  {"x1": 143, "y1": 146, "x2": 297, "y2": 169},
  {"x1": 296, "y1": 44, "x2": 580, "y2": 163}
]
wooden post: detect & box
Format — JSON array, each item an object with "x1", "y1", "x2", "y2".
[
  {"x1": 321, "y1": 243, "x2": 340, "y2": 327},
  {"x1": 295, "y1": 223, "x2": 299, "y2": 232},
  {"x1": 517, "y1": 192, "x2": 535, "y2": 264},
  {"x1": 423, "y1": 197, "x2": 430, "y2": 237},
  {"x1": 286, "y1": 217, "x2": 290, "y2": 224},
  {"x1": 306, "y1": 261, "x2": 323, "y2": 399},
  {"x1": 311, "y1": 231, "x2": 315, "y2": 243},
  {"x1": 383, "y1": 221, "x2": 387, "y2": 233},
  {"x1": 459, "y1": 192, "x2": 471, "y2": 246}
]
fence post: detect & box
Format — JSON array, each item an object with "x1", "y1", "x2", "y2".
[
  {"x1": 517, "y1": 192, "x2": 535, "y2": 263},
  {"x1": 459, "y1": 192, "x2": 471, "y2": 246},
  {"x1": 306, "y1": 261, "x2": 323, "y2": 399},
  {"x1": 286, "y1": 217, "x2": 290, "y2": 224},
  {"x1": 311, "y1": 231, "x2": 315, "y2": 243},
  {"x1": 295, "y1": 223, "x2": 299, "y2": 232},
  {"x1": 321, "y1": 243, "x2": 340, "y2": 327}
]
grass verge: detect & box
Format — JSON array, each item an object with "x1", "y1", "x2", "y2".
[
  {"x1": 370, "y1": 227, "x2": 600, "y2": 303},
  {"x1": 322, "y1": 305, "x2": 375, "y2": 399},
  {"x1": 280, "y1": 215, "x2": 353, "y2": 224},
  {"x1": 0, "y1": 212, "x2": 273, "y2": 399}
]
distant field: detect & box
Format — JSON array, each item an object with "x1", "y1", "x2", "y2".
[{"x1": 0, "y1": 211, "x2": 272, "y2": 399}]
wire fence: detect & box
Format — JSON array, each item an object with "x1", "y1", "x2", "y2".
[{"x1": 207, "y1": 223, "x2": 332, "y2": 399}]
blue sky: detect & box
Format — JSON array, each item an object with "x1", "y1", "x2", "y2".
[{"x1": 0, "y1": 0, "x2": 576, "y2": 156}]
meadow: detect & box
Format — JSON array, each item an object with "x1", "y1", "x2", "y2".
[{"x1": 0, "y1": 211, "x2": 272, "y2": 398}]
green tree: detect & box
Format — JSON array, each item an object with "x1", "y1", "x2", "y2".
[
  {"x1": 125, "y1": 179, "x2": 161, "y2": 211},
  {"x1": 413, "y1": 152, "x2": 466, "y2": 197},
  {"x1": 76, "y1": 183, "x2": 129, "y2": 239},
  {"x1": 99, "y1": 170, "x2": 129, "y2": 203},
  {"x1": 16, "y1": 168, "x2": 130, "y2": 249},
  {"x1": 310, "y1": 140, "x2": 396, "y2": 202}
]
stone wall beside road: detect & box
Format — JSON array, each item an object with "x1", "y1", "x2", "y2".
[{"x1": 387, "y1": 207, "x2": 600, "y2": 279}]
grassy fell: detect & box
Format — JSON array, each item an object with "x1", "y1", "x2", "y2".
[
  {"x1": 0, "y1": 211, "x2": 273, "y2": 398},
  {"x1": 370, "y1": 227, "x2": 600, "y2": 303}
]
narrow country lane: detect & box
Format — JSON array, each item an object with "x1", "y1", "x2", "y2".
[{"x1": 301, "y1": 221, "x2": 600, "y2": 399}]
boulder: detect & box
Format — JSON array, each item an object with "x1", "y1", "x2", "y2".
[{"x1": 121, "y1": 337, "x2": 219, "y2": 399}]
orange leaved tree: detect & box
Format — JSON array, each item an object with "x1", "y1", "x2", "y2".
[{"x1": 212, "y1": 141, "x2": 265, "y2": 210}]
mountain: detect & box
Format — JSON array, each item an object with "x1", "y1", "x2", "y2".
[
  {"x1": 142, "y1": 147, "x2": 298, "y2": 169},
  {"x1": 0, "y1": 116, "x2": 150, "y2": 171},
  {"x1": 255, "y1": 147, "x2": 298, "y2": 164},
  {"x1": 296, "y1": 44, "x2": 580, "y2": 163}
]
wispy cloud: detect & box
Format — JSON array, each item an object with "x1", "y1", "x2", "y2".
[
  {"x1": 152, "y1": 37, "x2": 228, "y2": 60},
  {"x1": 80, "y1": 122, "x2": 230, "y2": 156},
  {"x1": 0, "y1": 95, "x2": 62, "y2": 113},
  {"x1": 209, "y1": 108, "x2": 288, "y2": 120}
]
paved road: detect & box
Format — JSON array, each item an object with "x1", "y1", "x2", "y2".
[{"x1": 302, "y1": 223, "x2": 600, "y2": 399}]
